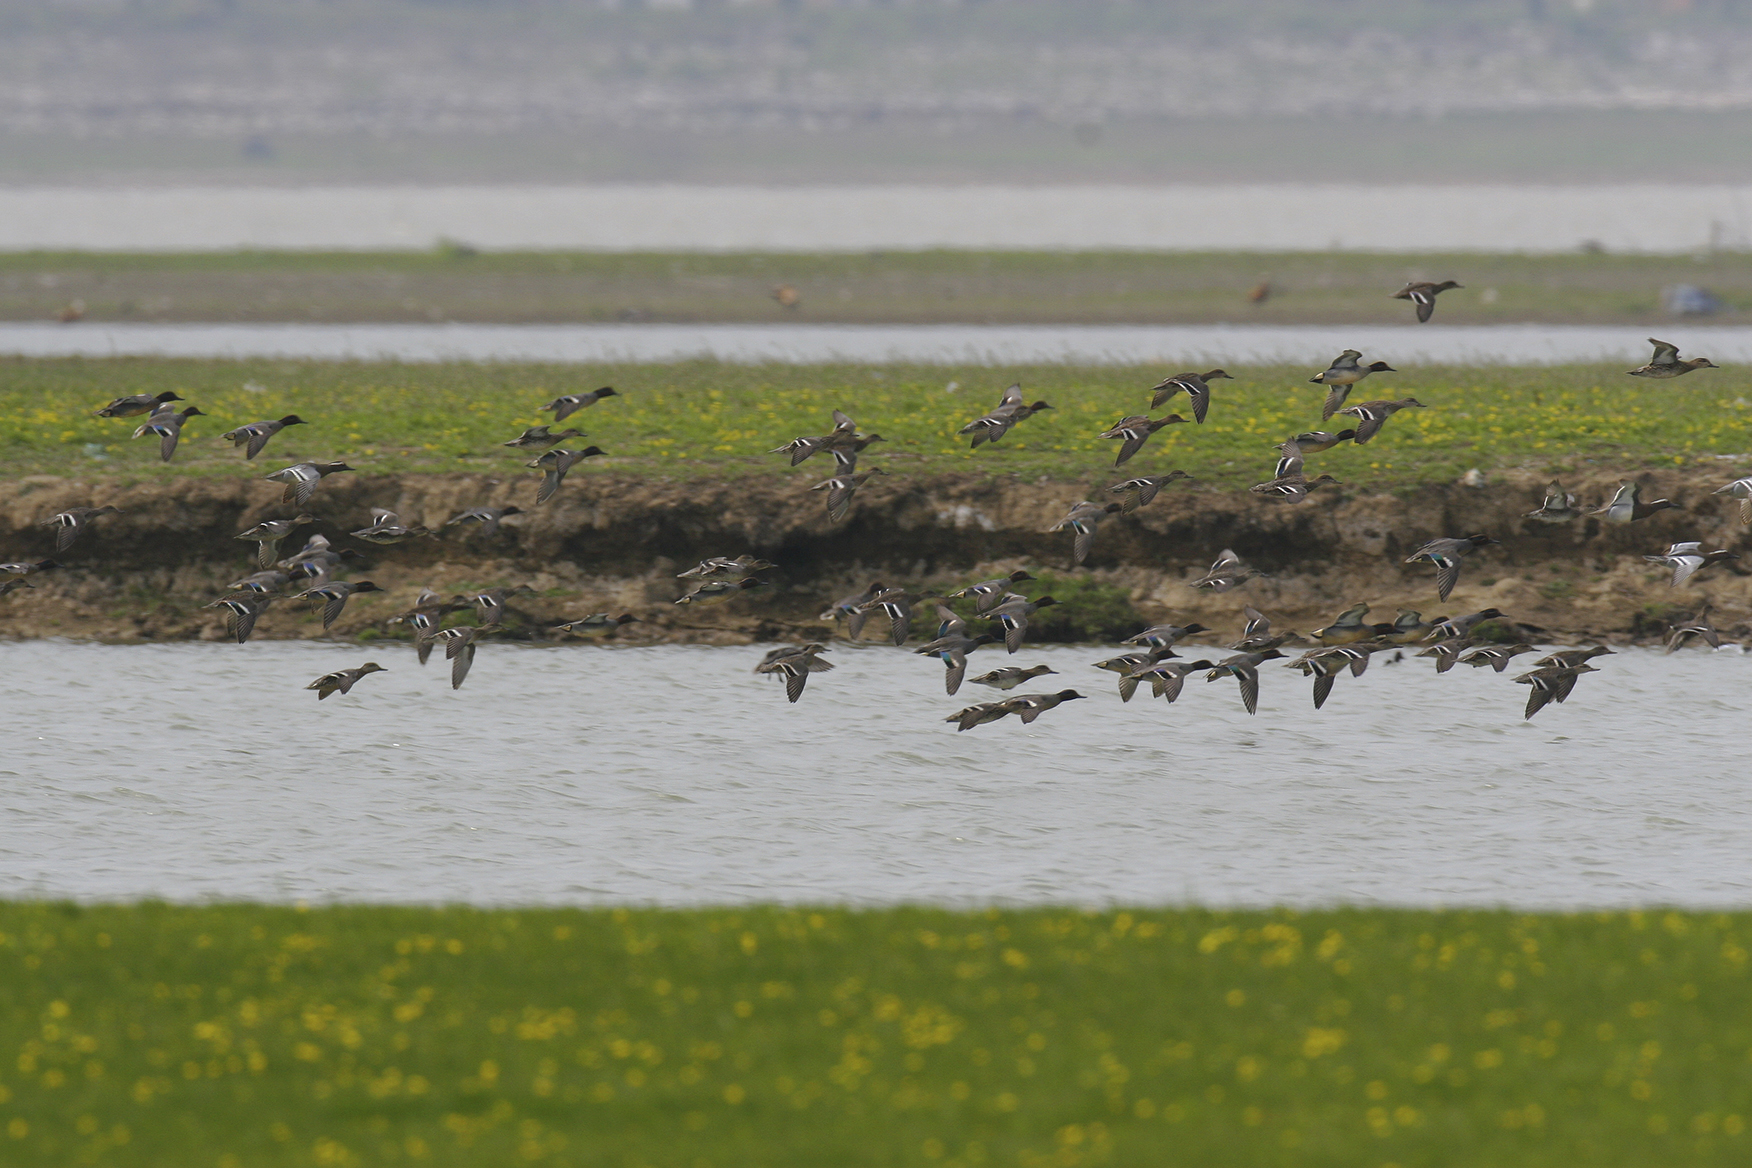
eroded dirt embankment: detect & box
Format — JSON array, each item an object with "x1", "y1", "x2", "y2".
[{"x1": 0, "y1": 467, "x2": 1746, "y2": 645}]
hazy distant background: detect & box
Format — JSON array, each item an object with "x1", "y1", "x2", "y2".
[{"x1": 6, "y1": 0, "x2": 1752, "y2": 185}]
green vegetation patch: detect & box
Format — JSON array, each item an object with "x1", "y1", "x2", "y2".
[
  {"x1": 10, "y1": 357, "x2": 1752, "y2": 490},
  {"x1": 1, "y1": 356, "x2": 1749, "y2": 488},
  {"x1": 2, "y1": 903, "x2": 1749, "y2": 1166},
  {"x1": 4, "y1": 249, "x2": 1752, "y2": 325}
]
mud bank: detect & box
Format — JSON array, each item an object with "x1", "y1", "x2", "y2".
[{"x1": 0, "y1": 467, "x2": 1747, "y2": 646}]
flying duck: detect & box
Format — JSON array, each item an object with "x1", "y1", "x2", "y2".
[
  {"x1": 1644, "y1": 541, "x2": 1739, "y2": 587},
  {"x1": 1099, "y1": 414, "x2": 1188, "y2": 466},
  {"x1": 1340, "y1": 397, "x2": 1425, "y2": 445},
  {"x1": 39, "y1": 505, "x2": 121, "y2": 552},
  {"x1": 1048, "y1": 501, "x2": 1123, "y2": 566},
  {"x1": 1392, "y1": 280, "x2": 1462, "y2": 323},
  {"x1": 1312, "y1": 351, "x2": 1395, "y2": 420},
  {"x1": 265, "y1": 461, "x2": 354, "y2": 507},
  {"x1": 1108, "y1": 470, "x2": 1193, "y2": 514},
  {"x1": 1592, "y1": 482, "x2": 1679, "y2": 523},
  {"x1": 220, "y1": 415, "x2": 306, "y2": 460},
  {"x1": 1405, "y1": 534, "x2": 1498, "y2": 601},
  {"x1": 307, "y1": 662, "x2": 387, "y2": 700},
  {"x1": 1147, "y1": 369, "x2": 1231, "y2": 422},
  {"x1": 528, "y1": 446, "x2": 606, "y2": 504},
  {"x1": 444, "y1": 506, "x2": 523, "y2": 538},
  {"x1": 1627, "y1": 338, "x2": 1717, "y2": 378},
  {"x1": 133, "y1": 406, "x2": 205, "y2": 462},
  {"x1": 543, "y1": 386, "x2": 618, "y2": 422}
]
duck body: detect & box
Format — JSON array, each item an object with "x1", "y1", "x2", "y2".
[
  {"x1": 1203, "y1": 650, "x2": 1286, "y2": 715},
  {"x1": 528, "y1": 446, "x2": 606, "y2": 504},
  {"x1": 1627, "y1": 338, "x2": 1717, "y2": 378},
  {"x1": 1098, "y1": 414, "x2": 1187, "y2": 466},
  {"x1": 1712, "y1": 476, "x2": 1752, "y2": 524},
  {"x1": 444, "y1": 506, "x2": 523, "y2": 538},
  {"x1": 1192, "y1": 548, "x2": 1264, "y2": 591},
  {"x1": 1312, "y1": 351, "x2": 1395, "y2": 419},
  {"x1": 754, "y1": 643, "x2": 834, "y2": 703},
  {"x1": 221, "y1": 415, "x2": 306, "y2": 460},
  {"x1": 1644, "y1": 541, "x2": 1739, "y2": 587},
  {"x1": 968, "y1": 664, "x2": 1056, "y2": 692},
  {"x1": 504, "y1": 426, "x2": 583, "y2": 450},
  {"x1": 97, "y1": 390, "x2": 183, "y2": 418},
  {"x1": 1392, "y1": 280, "x2": 1462, "y2": 323},
  {"x1": 1340, "y1": 397, "x2": 1424, "y2": 444},
  {"x1": 1108, "y1": 470, "x2": 1192, "y2": 514},
  {"x1": 1048, "y1": 501, "x2": 1123, "y2": 566},
  {"x1": 1592, "y1": 482, "x2": 1679, "y2": 523},
  {"x1": 308, "y1": 661, "x2": 386, "y2": 700},
  {"x1": 1147, "y1": 369, "x2": 1231, "y2": 422},
  {"x1": 40, "y1": 505, "x2": 121, "y2": 552},
  {"x1": 350, "y1": 508, "x2": 433, "y2": 545},
  {"x1": 265, "y1": 461, "x2": 353, "y2": 507},
  {"x1": 133, "y1": 406, "x2": 206, "y2": 462},
  {"x1": 543, "y1": 386, "x2": 617, "y2": 422},
  {"x1": 1404, "y1": 534, "x2": 1498, "y2": 601},
  {"x1": 1525, "y1": 480, "x2": 1579, "y2": 523}
]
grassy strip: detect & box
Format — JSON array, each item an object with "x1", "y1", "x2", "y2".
[
  {"x1": 2, "y1": 356, "x2": 1749, "y2": 488},
  {"x1": 2, "y1": 902, "x2": 1749, "y2": 1166},
  {"x1": 2, "y1": 249, "x2": 1751, "y2": 325}
]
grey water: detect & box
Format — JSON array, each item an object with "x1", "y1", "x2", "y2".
[
  {"x1": 3, "y1": 640, "x2": 1747, "y2": 910},
  {"x1": 4, "y1": 321, "x2": 1751, "y2": 366},
  {"x1": 0, "y1": 185, "x2": 1749, "y2": 252}
]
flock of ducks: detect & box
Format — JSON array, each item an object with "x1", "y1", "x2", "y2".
[
  {"x1": 8, "y1": 310, "x2": 1740, "y2": 725},
  {"x1": 733, "y1": 331, "x2": 1741, "y2": 727}
]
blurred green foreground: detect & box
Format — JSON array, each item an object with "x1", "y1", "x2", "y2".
[{"x1": 1, "y1": 902, "x2": 1747, "y2": 1166}]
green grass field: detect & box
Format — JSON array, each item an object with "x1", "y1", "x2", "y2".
[
  {"x1": 3, "y1": 249, "x2": 1751, "y2": 326},
  {"x1": 2, "y1": 902, "x2": 1748, "y2": 1167},
  {"x1": 3, "y1": 356, "x2": 1748, "y2": 488}
]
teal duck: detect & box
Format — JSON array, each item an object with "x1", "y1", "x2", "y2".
[
  {"x1": 133, "y1": 406, "x2": 205, "y2": 462},
  {"x1": 1249, "y1": 472, "x2": 1341, "y2": 503},
  {"x1": 754, "y1": 643, "x2": 834, "y2": 703},
  {"x1": 1711, "y1": 476, "x2": 1752, "y2": 525},
  {"x1": 968, "y1": 664, "x2": 1056, "y2": 692},
  {"x1": 265, "y1": 461, "x2": 354, "y2": 507},
  {"x1": 1666, "y1": 604, "x2": 1722, "y2": 652},
  {"x1": 221, "y1": 415, "x2": 306, "y2": 460},
  {"x1": 1525, "y1": 480, "x2": 1579, "y2": 523},
  {"x1": 444, "y1": 506, "x2": 523, "y2": 538},
  {"x1": 528, "y1": 446, "x2": 606, "y2": 504},
  {"x1": 1405, "y1": 534, "x2": 1498, "y2": 601},
  {"x1": 97, "y1": 390, "x2": 183, "y2": 418},
  {"x1": 293, "y1": 580, "x2": 383, "y2": 631},
  {"x1": 1048, "y1": 501, "x2": 1123, "y2": 566},
  {"x1": 676, "y1": 577, "x2": 765, "y2": 606},
  {"x1": 1628, "y1": 338, "x2": 1716, "y2": 378},
  {"x1": 553, "y1": 612, "x2": 640, "y2": 637},
  {"x1": 1458, "y1": 643, "x2": 1538, "y2": 672},
  {"x1": 1592, "y1": 482, "x2": 1678, "y2": 523},
  {"x1": 1340, "y1": 397, "x2": 1424, "y2": 445},
  {"x1": 457, "y1": 584, "x2": 535, "y2": 627},
  {"x1": 350, "y1": 509, "x2": 433, "y2": 545},
  {"x1": 504, "y1": 426, "x2": 583, "y2": 450},
  {"x1": 987, "y1": 594, "x2": 1059, "y2": 654},
  {"x1": 1514, "y1": 663, "x2": 1599, "y2": 719},
  {"x1": 1312, "y1": 351, "x2": 1395, "y2": 419},
  {"x1": 1192, "y1": 548, "x2": 1266, "y2": 592},
  {"x1": 1108, "y1": 470, "x2": 1192, "y2": 514},
  {"x1": 948, "y1": 569, "x2": 1035, "y2": 613},
  {"x1": 1147, "y1": 369, "x2": 1231, "y2": 423},
  {"x1": 40, "y1": 505, "x2": 121, "y2": 552},
  {"x1": 1644, "y1": 541, "x2": 1738, "y2": 587},
  {"x1": 915, "y1": 631, "x2": 1000, "y2": 695},
  {"x1": 810, "y1": 467, "x2": 888, "y2": 523},
  {"x1": 1392, "y1": 280, "x2": 1462, "y2": 323},
  {"x1": 679, "y1": 555, "x2": 776, "y2": 581},
  {"x1": 1099, "y1": 414, "x2": 1188, "y2": 466},
  {"x1": 1203, "y1": 650, "x2": 1287, "y2": 715},
  {"x1": 308, "y1": 661, "x2": 386, "y2": 700},
  {"x1": 543, "y1": 386, "x2": 618, "y2": 422}
]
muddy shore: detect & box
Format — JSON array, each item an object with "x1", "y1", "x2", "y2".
[{"x1": 0, "y1": 466, "x2": 1746, "y2": 647}]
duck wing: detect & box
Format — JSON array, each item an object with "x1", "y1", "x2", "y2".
[
  {"x1": 824, "y1": 481, "x2": 856, "y2": 523},
  {"x1": 535, "y1": 466, "x2": 565, "y2": 505},
  {"x1": 1649, "y1": 337, "x2": 1681, "y2": 365},
  {"x1": 1070, "y1": 521, "x2": 1097, "y2": 566},
  {"x1": 1311, "y1": 672, "x2": 1335, "y2": 710},
  {"x1": 1320, "y1": 384, "x2": 1350, "y2": 421},
  {"x1": 1344, "y1": 405, "x2": 1386, "y2": 444},
  {"x1": 1234, "y1": 666, "x2": 1261, "y2": 716},
  {"x1": 942, "y1": 648, "x2": 969, "y2": 696},
  {"x1": 157, "y1": 423, "x2": 181, "y2": 463},
  {"x1": 244, "y1": 425, "x2": 276, "y2": 460},
  {"x1": 1113, "y1": 428, "x2": 1151, "y2": 467},
  {"x1": 1522, "y1": 681, "x2": 1554, "y2": 720}
]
